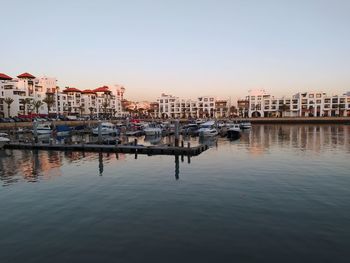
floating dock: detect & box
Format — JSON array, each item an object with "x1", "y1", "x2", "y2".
[{"x1": 4, "y1": 142, "x2": 208, "y2": 156}]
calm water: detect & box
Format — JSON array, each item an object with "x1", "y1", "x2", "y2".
[{"x1": 0, "y1": 125, "x2": 349, "y2": 263}]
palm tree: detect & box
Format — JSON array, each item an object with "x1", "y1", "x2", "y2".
[
  {"x1": 22, "y1": 98, "x2": 32, "y2": 115},
  {"x1": 4, "y1": 97, "x2": 14, "y2": 117},
  {"x1": 308, "y1": 105, "x2": 314, "y2": 117},
  {"x1": 43, "y1": 95, "x2": 55, "y2": 116},
  {"x1": 279, "y1": 104, "x2": 289, "y2": 117},
  {"x1": 78, "y1": 105, "x2": 84, "y2": 117},
  {"x1": 32, "y1": 100, "x2": 44, "y2": 114},
  {"x1": 102, "y1": 99, "x2": 110, "y2": 119},
  {"x1": 88, "y1": 107, "x2": 94, "y2": 119}
]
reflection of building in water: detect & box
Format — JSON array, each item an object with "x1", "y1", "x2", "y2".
[
  {"x1": 0, "y1": 150, "x2": 128, "y2": 185},
  {"x1": 244, "y1": 125, "x2": 350, "y2": 154}
]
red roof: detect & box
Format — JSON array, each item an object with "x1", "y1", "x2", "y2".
[
  {"x1": 82, "y1": 89, "x2": 96, "y2": 94},
  {"x1": 0, "y1": 73, "x2": 12, "y2": 80},
  {"x1": 17, "y1": 72, "x2": 36, "y2": 79},
  {"x1": 93, "y1": 86, "x2": 110, "y2": 93},
  {"x1": 63, "y1": 87, "x2": 81, "y2": 93}
]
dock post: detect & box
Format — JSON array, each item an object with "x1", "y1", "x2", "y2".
[
  {"x1": 187, "y1": 142, "x2": 190, "y2": 148},
  {"x1": 174, "y1": 119, "x2": 179, "y2": 147},
  {"x1": 98, "y1": 120, "x2": 102, "y2": 144},
  {"x1": 181, "y1": 140, "x2": 184, "y2": 147},
  {"x1": 33, "y1": 120, "x2": 38, "y2": 144},
  {"x1": 134, "y1": 138, "x2": 138, "y2": 146}
]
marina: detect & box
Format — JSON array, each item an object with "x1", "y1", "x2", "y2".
[{"x1": 1, "y1": 124, "x2": 349, "y2": 263}]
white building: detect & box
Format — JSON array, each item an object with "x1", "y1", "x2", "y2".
[
  {"x1": 246, "y1": 89, "x2": 350, "y2": 117},
  {"x1": 156, "y1": 93, "x2": 216, "y2": 118}
]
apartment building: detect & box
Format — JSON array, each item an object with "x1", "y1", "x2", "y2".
[
  {"x1": 246, "y1": 89, "x2": 350, "y2": 117},
  {"x1": 157, "y1": 94, "x2": 217, "y2": 118}
]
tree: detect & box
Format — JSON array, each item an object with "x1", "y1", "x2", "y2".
[
  {"x1": 308, "y1": 105, "x2": 314, "y2": 117},
  {"x1": 43, "y1": 95, "x2": 55, "y2": 116},
  {"x1": 279, "y1": 104, "x2": 289, "y2": 117},
  {"x1": 4, "y1": 97, "x2": 14, "y2": 117},
  {"x1": 88, "y1": 107, "x2": 94, "y2": 119},
  {"x1": 102, "y1": 99, "x2": 110, "y2": 119},
  {"x1": 22, "y1": 98, "x2": 32, "y2": 115},
  {"x1": 32, "y1": 100, "x2": 44, "y2": 114},
  {"x1": 78, "y1": 105, "x2": 84, "y2": 117}
]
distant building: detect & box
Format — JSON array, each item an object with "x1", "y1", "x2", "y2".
[
  {"x1": 156, "y1": 93, "x2": 216, "y2": 118},
  {"x1": 245, "y1": 89, "x2": 350, "y2": 117},
  {"x1": 215, "y1": 100, "x2": 228, "y2": 118}
]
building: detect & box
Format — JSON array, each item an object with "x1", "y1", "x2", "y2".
[
  {"x1": 0, "y1": 71, "x2": 127, "y2": 118},
  {"x1": 237, "y1": 99, "x2": 249, "y2": 117},
  {"x1": 156, "y1": 93, "x2": 216, "y2": 118},
  {"x1": 215, "y1": 100, "x2": 229, "y2": 118},
  {"x1": 246, "y1": 89, "x2": 350, "y2": 117}
]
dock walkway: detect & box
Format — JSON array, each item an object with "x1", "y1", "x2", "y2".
[{"x1": 4, "y1": 142, "x2": 208, "y2": 156}]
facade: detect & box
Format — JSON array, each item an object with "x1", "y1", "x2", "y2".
[
  {"x1": 156, "y1": 93, "x2": 217, "y2": 118},
  {"x1": 0, "y1": 71, "x2": 126, "y2": 118},
  {"x1": 246, "y1": 89, "x2": 350, "y2": 117},
  {"x1": 215, "y1": 100, "x2": 229, "y2": 118}
]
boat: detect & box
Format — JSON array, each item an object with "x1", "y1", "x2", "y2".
[
  {"x1": 56, "y1": 125, "x2": 71, "y2": 136},
  {"x1": 198, "y1": 121, "x2": 218, "y2": 137},
  {"x1": 34, "y1": 123, "x2": 52, "y2": 135},
  {"x1": 0, "y1": 133, "x2": 10, "y2": 149},
  {"x1": 92, "y1": 122, "x2": 119, "y2": 135},
  {"x1": 240, "y1": 121, "x2": 252, "y2": 129},
  {"x1": 227, "y1": 123, "x2": 241, "y2": 139},
  {"x1": 181, "y1": 124, "x2": 199, "y2": 136},
  {"x1": 143, "y1": 123, "x2": 162, "y2": 136}
]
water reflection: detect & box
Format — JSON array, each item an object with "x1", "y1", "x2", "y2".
[{"x1": 1, "y1": 125, "x2": 349, "y2": 186}]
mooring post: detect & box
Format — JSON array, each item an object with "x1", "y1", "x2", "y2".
[
  {"x1": 181, "y1": 140, "x2": 184, "y2": 147},
  {"x1": 175, "y1": 119, "x2": 179, "y2": 147},
  {"x1": 98, "y1": 120, "x2": 102, "y2": 144},
  {"x1": 33, "y1": 120, "x2": 38, "y2": 144},
  {"x1": 134, "y1": 138, "x2": 138, "y2": 146},
  {"x1": 187, "y1": 142, "x2": 190, "y2": 148}
]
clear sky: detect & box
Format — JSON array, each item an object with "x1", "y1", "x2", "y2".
[{"x1": 1, "y1": 0, "x2": 349, "y2": 102}]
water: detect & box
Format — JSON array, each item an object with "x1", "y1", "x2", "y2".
[{"x1": 0, "y1": 125, "x2": 349, "y2": 263}]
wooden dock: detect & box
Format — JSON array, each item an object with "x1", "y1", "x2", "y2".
[{"x1": 4, "y1": 142, "x2": 208, "y2": 156}]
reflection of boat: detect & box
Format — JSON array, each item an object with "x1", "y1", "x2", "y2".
[
  {"x1": 0, "y1": 133, "x2": 10, "y2": 149},
  {"x1": 199, "y1": 136, "x2": 218, "y2": 147},
  {"x1": 227, "y1": 124, "x2": 241, "y2": 139},
  {"x1": 240, "y1": 121, "x2": 252, "y2": 129},
  {"x1": 144, "y1": 135, "x2": 162, "y2": 145},
  {"x1": 102, "y1": 136, "x2": 121, "y2": 145},
  {"x1": 198, "y1": 121, "x2": 218, "y2": 137},
  {"x1": 144, "y1": 123, "x2": 162, "y2": 136},
  {"x1": 92, "y1": 122, "x2": 119, "y2": 135}
]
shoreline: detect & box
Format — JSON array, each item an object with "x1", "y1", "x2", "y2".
[{"x1": 0, "y1": 117, "x2": 349, "y2": 130}]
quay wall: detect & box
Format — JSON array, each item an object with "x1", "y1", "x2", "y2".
[{"x1": 0, "y1": 117, "x2": 350, "y2": 130}]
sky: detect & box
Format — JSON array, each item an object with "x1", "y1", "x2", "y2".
[{"x1": 1, "y1": 0, "x2": 350, "y2": 102}]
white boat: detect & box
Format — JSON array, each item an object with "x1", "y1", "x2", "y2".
[
  {"x1": 198, "y1": 121, "x2": 218, "y2": 137},
  {"x1": 143, "y1": 123, "x2": 162, "y2": 136},
  {"x1": 0, "y1": 133, "x2": 10, "y2": 149},
  {"x1": 227, "y1": 123, "x2": 241, "y2": 139},
  {"x1": 34, "y1": 123, "x2": 52, "y2": 135},
  {"x1": 240, "y1": 121, "x2": 252, "y2": 129},
  {"x1": 92, "y1": 122, "x2": 119, "y2": 135}
]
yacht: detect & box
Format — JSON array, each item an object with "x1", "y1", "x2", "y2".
[
  {"x1": 240, "y1": 121, "x2": 252, "y2": 129},
  {"x1": 0, "y1": 133, "x2": 10, "y2": 149},
  {"x1": 198, "y1": 121, "x2": 218, "y2": 137},
  {"x1": 227, "y1": 123, "x2": 241, "y2": 139},
  {"x1": 92, "y1": 122, "x2": 119, "y2": 135},
  {"x1": 143, "y1": 123, "x2": 162, "y2": 136},
  {"x1": 34, "y1": 123, "x2": 52, "y2": 135}
]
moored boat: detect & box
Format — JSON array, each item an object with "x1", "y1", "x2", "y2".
[
  {"x1": 227, "y1": 123, "x2": 241, "y2": 139},
  {"x1": 143, "y1": 123, "x2": 162, "y2": 136},
  {"x1": 0, "y1": 133, "x2": 10, "y2": 149},
  {"x1": 198, "y1": 121, "x2": 218, "y2": 137},
  {"x1": 92, "y1": 122, "x2": 119, "y2": 135}
]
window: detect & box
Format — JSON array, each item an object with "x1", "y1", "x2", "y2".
[
  {"x1": 309, "y1": 94, "x2": 314, "y2": 98},
  {"x1": 316, "y1": 94, "x2": 322, "y2": 98}
]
